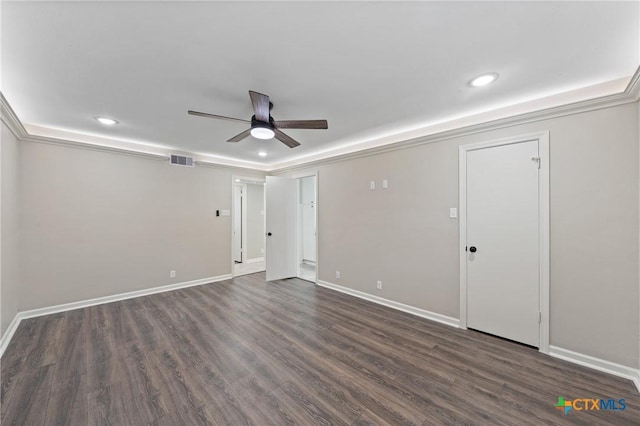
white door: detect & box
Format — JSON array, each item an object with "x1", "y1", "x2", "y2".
[
  {"x1": 466, "y1": 140, "x2": 540, "y2": 347},
  {"x1": 265, "y1": 176, "x2": 297, "y2": 281},
  {"x1": 233, "y1": 184, "x2": 243, "y2": 263}
]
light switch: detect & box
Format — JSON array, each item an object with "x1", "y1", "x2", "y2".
[
  {"x1": 221, "y1": 209, "x2": 230, "y2": 216},
  {"x1": 369, "y1": 181, "x2": 376, "y2": 190},
  {"x1": 382, "y1": 179, "x2": 388, "y2": 189},
  {"x1": 449, "y1": 208, "x2": 457, "y2": 219}
]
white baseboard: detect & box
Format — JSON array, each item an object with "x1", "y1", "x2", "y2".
[
  {"x1": 316, "y1": 280, "x2": 459, "y2": 328},
  {"x1": 246, "y1": 257, "x2": 265, "y2": 264},
  {"x1": 0, "y1": 313, "x2": 22, "y2": 358},
  {"x1": 0, "y1": 274, "x2": 231, "y2": 358},
  {"x1": 549, "y1": 345, "x2": 640, "y2": 394},
  {"x1": 19, "y1": 274, "x2": 232, "y2": 319}
]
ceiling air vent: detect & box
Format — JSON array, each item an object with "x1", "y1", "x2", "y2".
[{"x1": 170, "y1": 155, "x2": 194, "y2": 167}]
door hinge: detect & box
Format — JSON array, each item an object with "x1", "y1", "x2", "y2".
[
  {"x1": 531, "y1": 156, "x2": 541, "y2": 169},
  {"x1": 538, "y1": 312, "x2": 542, "y2": 323}
]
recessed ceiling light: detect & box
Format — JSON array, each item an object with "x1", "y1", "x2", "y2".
[
  {"x1": 469, "y1": 73, "x2": 499, "y2": 87},
  {"x1": 95, "y1": 117, "x2": 118, "y2": 125},
  {"x1": 235, "y1": 179, "x2": 241, "y2": 182},
  {"x1": 258, "y1": 151, "x2": 268, "y2": 157}
]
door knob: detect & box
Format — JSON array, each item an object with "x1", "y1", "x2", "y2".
[
  {"x1": 469, "y1": 246, "x2": 477, "y2": 253},
  {"x1": 267, "y1": 232, "x2": 272, "y2": 236}
]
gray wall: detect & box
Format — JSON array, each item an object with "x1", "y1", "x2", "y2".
[
  {"x1": 543, "y1": 103, "x2": 637, "y2": 368},
  {"x1": 4, "y1": 101, "x2": 639, "y2": 371},
  {"x1": 1, "y1": 122, "x2": 20, "y2": 336},
  {"x1": 279, "y1": 102, "x2": 640, "y2": 369},
  {"x1": 246, "y1": 183, "x2": 265, "y2": 260},
  {"x1": 19, "y1": 141, "x2": 264, "y2": 310}
]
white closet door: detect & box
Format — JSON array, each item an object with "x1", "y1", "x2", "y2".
[{"x1": 466, "y1": 140, "x2": 540, "y2": 347}]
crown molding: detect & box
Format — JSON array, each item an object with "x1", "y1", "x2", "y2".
[
  {"x1": 0, "y1": 92, "x2": 29, "y2": 139},
  {"x1": 269, "y1": 69, "x2": 640, "y2": 174},
  {"x1": 21, "y1": 133, "x2": 171, "y2": 161},
  {"x1": 624, "y1": 64, "x2": 640, "y2": 97},
  {"x1": 195, "y1": 160, "x2": 268, "y2": 175}
]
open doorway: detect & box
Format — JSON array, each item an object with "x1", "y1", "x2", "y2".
[
  {"x1": 232, "y1": 177, "x2": 266, "y2": 277},
  {"x1": 297, "y1": 175, "x2": 316, "y2": 282}
]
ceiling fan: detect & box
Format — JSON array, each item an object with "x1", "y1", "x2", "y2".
[{"x1": 188, "y1": 91, "x2": 328, "y2": 148}]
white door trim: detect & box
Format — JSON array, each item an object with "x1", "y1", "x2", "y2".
[
  {"x1": 232, "y1": 183, "x2": 247, "y2": 263},
  {"x1": 459, "y1": 131, "x2": 550, "y2": 353},
  {"x1": 241, "y1": 184, "x2": 248, "y2": 263}
]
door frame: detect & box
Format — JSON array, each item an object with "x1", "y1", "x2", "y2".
[
  {"x1": 233, "y1": 182, "x2": 247, "y2": 263},
  {"x1": 231, "y1": 175, "x2": 265, "y2": 277},
  {"x1": 458, "y1": 131, "x2": 550, "y2": 353}
]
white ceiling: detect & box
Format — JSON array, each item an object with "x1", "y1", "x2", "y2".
[{"x1": 2, "y1": 1, "x2": 639, "y2": 169}]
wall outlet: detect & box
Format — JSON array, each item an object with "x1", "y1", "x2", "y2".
[
  {"x1": 376, "y1": 280, "x2": 382, "y2": 290},
  {"x1": 369, "y1": 181, "x2": 376, "y2": 190},
  {"x1": 336, "y1": 271, "x2": 341, "y2": 279},
  {"x1": 170, "y1": 270, "x2": 176, "y2": 278},
  {"x1": 382, "y1": 179, "x2": 388, "y2": 189},
  {"x1": 260, "y1": 248, "x2": 264, "y2": 254}
]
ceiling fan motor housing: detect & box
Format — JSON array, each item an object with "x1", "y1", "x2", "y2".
[{"x1": 251, "y1": 116, "x2": 274, "y2": 130}]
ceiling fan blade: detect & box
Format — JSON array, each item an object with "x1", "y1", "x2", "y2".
[
  {"x1": 273, "y1": 120, "x2": 328, "y2": 129},
  {"x1": 249, "y1": 90, "x2": 270, "y2": 122},
  {"x1": 188, "y1": 110, "x2": 250, "y2": 124},
  {"x1": 227, "y1": 129, "x2": 252, "y2": 142},
  {"x1": 274, "y1": 129, "x2": 300, "y2": 148}
]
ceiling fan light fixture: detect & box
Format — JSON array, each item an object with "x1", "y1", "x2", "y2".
[{"x1": 250, "y1": 125, "x2": 275, "y2": 140}]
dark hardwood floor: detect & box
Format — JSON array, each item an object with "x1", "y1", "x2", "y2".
[{"x1": 2, "y1": 273, "x2": 638, "y2": 425}]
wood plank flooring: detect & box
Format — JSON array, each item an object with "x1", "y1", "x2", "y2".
[{"x1": 2, "y1": 273, "x2": 638, "y2": 425}]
